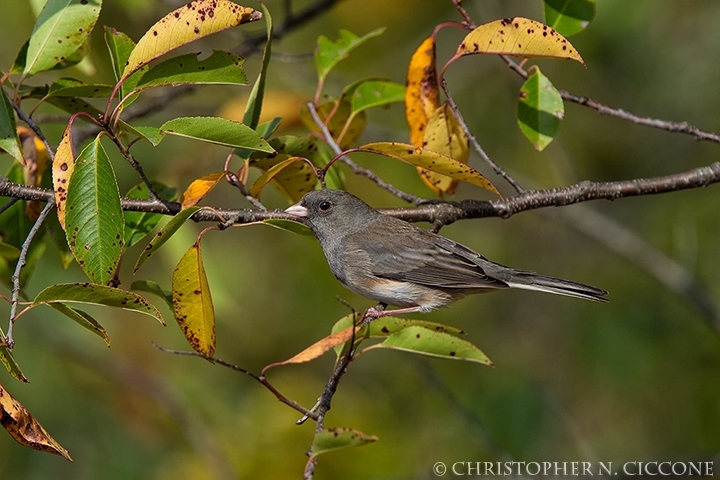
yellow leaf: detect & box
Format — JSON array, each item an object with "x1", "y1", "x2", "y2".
[
  {"x1": 52, "y1": 125, "x2": 75, "y2": 231},
  {"x1": 300, "y1": 100, "x2": 366, "y2": 150},
  {"x1": 17, "y1": 127, "x2": 51, "y2": 220},
  {"x1": 417, "y1": 103, "x2": 469, "y2": 196},
  {"x1": 172, "y1": 241, "x2": 216, "y2": 356},
  {"x1": 181, "y1": 171, "x2": 226, "y2": 209},
  {"x1": 455, "y1": 17, "x2": 585, "y2": 66},
  {"x1": 359, "y1": 142, "x2": 501, "y2": 198},
  {"x1": 262, "y1": 326, "x2": 357, "y2": 373},
  {"x1": 405, "y1": 35, "x2": 440, "y2": 147},
  {"x1": 0, "y1": 382, "x2": 72, "y2": 461},
  {"x1": 248, "y1": 156, "x2": 305, "y2": 199},
  {"x1": 122, "y1": 1, "x2": 262, "y2": 78}
]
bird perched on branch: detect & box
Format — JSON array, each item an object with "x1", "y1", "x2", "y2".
[{"x1": 285, "y1": 189, "x2": 607, "y2": 319}]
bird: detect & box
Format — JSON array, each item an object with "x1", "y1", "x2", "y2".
[{"x1": 285, "y1": 189, "x2": 607, "y2": 319}]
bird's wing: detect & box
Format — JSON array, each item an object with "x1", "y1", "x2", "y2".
[{"x1": 348, "y1": 218, "x2": 508, "y2": 290}]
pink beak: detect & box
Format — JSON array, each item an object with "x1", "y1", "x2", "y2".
[{"x1": 284, "y1": 202, "x2": 308, "y2": 218}]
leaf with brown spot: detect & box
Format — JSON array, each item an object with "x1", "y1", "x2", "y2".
[
  {"x1": 405, "y1": 35, "x2": 440, "y2": 147},
  {"x1": 122, "y1": 1, "x2": 261, "y2": 78},
  {"x1": 358, "y1": 142, "x2": 501, "y2": 197},
  {"x1": 454, "y1": 17, "x2": 585, "y2": 66},
  {"x1": 362, "y1": 326, "x2": 493, "y2": 365},
  {"x1": 0, "y1": 381, "x2": 72, "y2": 461},
  {"x1": 310, "y1": 427, "x2": 377, "y2": 459},
  {"x1": 417, "y1": 103, "x2": 469, "y2": 197},
  {"x1": 52, "y1": 124, "x2": 74, "y2": 230},
  {"x1": 32, "y1": 283, "x2": 165, "y2": 325},
  {"x1": 181, "y1": 171, "x2": 226, "y2": 209},
  {"x1": 172, "y1": 241, "x2": 215, "y2": 356}
]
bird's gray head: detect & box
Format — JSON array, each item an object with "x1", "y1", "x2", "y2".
[{"x1": 285, "y1": 189, "x2": 380, "y2": 240}]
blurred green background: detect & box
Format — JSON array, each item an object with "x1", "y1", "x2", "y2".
[{"x1": 1, "y1": 0, "x2": 719, "y2": 478}]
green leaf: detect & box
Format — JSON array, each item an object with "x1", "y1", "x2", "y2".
[
  {"x1": 0, "y1": 88, "x2": 23, "y2": 164},
  {"x1": 130, "y1": 280, "x2": 173, "y2": 310},
  {"x1": 0, "y1": 242, "x2": 20, "y2": 261},
  {"x1": 65, "y1": 136, "x2": 124, "y2": 285},
  {"x1": 172, "y1": 241, "x2": 215, "y2": 356},
  {"x1": 153, "y1": 117, "x2": 275, "y2": 152},
  {"x1": 104, "y1": 27, "x2": 135, "y2": 82},
  {"x1": 0, "y1": 335, "x2": 27, "y2": 382},
  {"x1": 517, "y1": 66, "x2": 564, "y2": 151},
  {"x1": 33, "y1": 283, "x2": 165, "y2": 325},
  {"x1": 124, "y1": 182, "x2": 176, "y2": 248},
  {"x1": 9, "y1": 41, "x2": 30, "y2": 75},
  {"x1": 48, "y1": 302, "x2": 110, "y2": 346},
  {"x1": 544, "y1": 0, "x2": 596, "y2": 37},
  {"x1": 133, "y1": 206, "x2": 201, "y2": 273},
  {"x1": 104, "y1": 26, "x2": 143, "y2": 109},
  {"x1": 349, "y1": 79, "x2": 405, "y2": 115},
  {"x1": 331, "y1": 315, "x2": 465, "y2": 337},
  {"x1": 363, "y1": 326, "x2": 493, "y2": 366},
  {"x1": 242, "y1": 3, "x2": 272, "y2": 129},
  {"x1": 130, "y1": 125, "x2": 164, "y2": 146},
  {"x1": 23, "y1": 0, "x2": 102, "y2": 76},
  {"x1": 261, "y1": 219, "x2": 313, "y2": 237},
  {"x1": 134, "y1": 51, "x2": 247, "y2": 92},
  {"x1": 310, "y1": 427, "x2": 378, "y2": 459},
  {"x1": 315, "y1": 28, "x2": 385, "y2": 85},
  {"x1": 45, "y1": 78, "x2": 113, "y2": 98}
]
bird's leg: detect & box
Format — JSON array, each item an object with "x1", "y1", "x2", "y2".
[{"x1": 361, "y1": 303, "x2": 424, "y2": 324}]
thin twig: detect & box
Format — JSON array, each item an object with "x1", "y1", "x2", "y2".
[
  {"x1": 304, "y1": 102, "x2": 425, "y2": 205},
  {"x1": 151, "y1": 342, "x2": 317, "y2": 418},
  {"x1": 105, "y1": 130, "x2": 161, "y2": 201},
  {"x1": 0, "y1": 198, "x2": 20, "y2": 216},
  {"x1": 7, "y1": 198, "x2": 56, "y2": 348},
  {"x1": 441, "y1": 79, "x2": 525, "y2": 194}
]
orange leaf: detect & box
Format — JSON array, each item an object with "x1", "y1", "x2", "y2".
[
  {"x1": 417, "y1": 103, "x2": 469, "y2": 196},
  {"x1": 262, "y1": 326, "x2": 357, "y2": 374},
  {"x1": 181, "y1": 171, "x2": 226, "y2": 209},
  {"x1": 405, "y1": 35, "x2": 440, "y2": 147},
  {"x1": 0, "y1": 382, "x2": 72, "y2": 461},
  {"x1": 455, "y1": 17, "x2": 585, "y2": 66},
  {"x1": 52, "y1": 125, "x2": 75, "y2": 230}
]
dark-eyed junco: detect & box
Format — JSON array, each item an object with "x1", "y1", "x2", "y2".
[{"x1": 285, "y1": 189, "x2": 607, "y2": 318}]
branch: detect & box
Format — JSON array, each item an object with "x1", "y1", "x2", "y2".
[{"x1": 2, "y1": 160, "x2": 718, "y2": 225}]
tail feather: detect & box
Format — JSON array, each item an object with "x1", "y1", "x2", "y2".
[{"x1": 506, "y1": 273, "x2": 608, "y2": 303}]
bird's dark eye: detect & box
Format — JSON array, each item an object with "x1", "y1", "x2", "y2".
[{"x1": 318, "y1": 201, "x2": 332, "y2": 211}]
